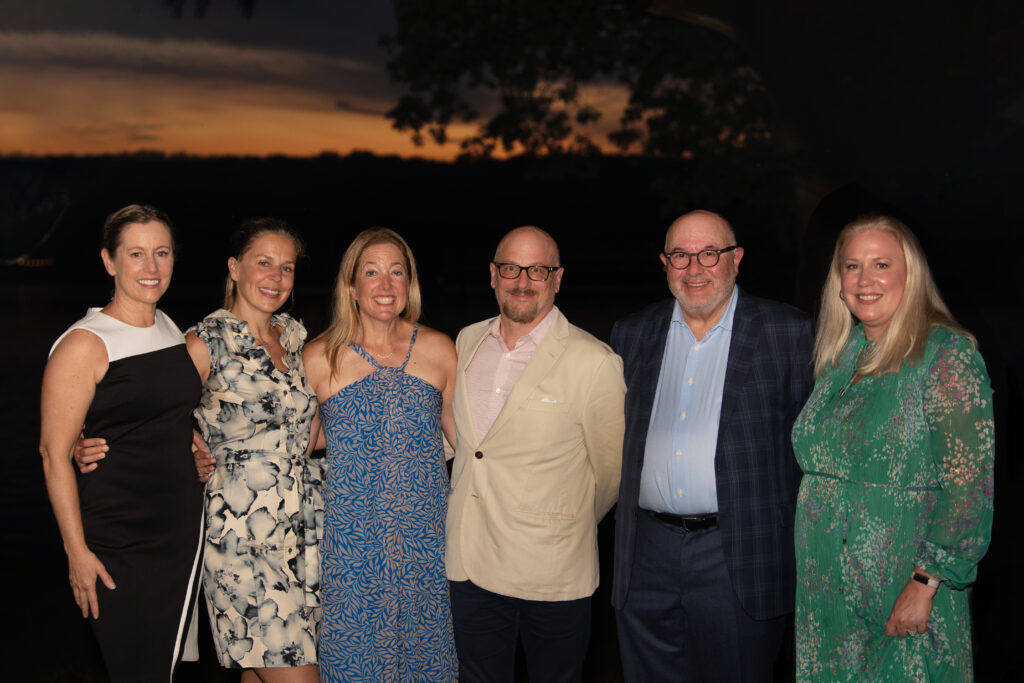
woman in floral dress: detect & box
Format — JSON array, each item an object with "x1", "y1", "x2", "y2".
[
  {"x1": 187, "y1": 218, "x2": 323, "y2": 682},
  {"x1": 792, "y1": 214, "x2": 994, "y2": 681}
]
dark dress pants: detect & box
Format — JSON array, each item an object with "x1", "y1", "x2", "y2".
[
  {"x1": 450, "y1": 579, "x2": 591, "y2": 683},
  {"x1": 615, "y1": 510, "x2": 786, "y2": 683}
]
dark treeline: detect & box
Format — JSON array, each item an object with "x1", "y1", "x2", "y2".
[{"x1": 4, "y1": 149, "x2": 808, "y2": 339}]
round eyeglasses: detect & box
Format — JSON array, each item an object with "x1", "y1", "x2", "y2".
[
  {"x1": 493, "y1": 262, "x2": 561, "y2": 281},
  {"x1": 663, "y1": 246, "x2": 738, "y2": 269}
]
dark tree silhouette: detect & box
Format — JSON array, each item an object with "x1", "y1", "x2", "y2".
[{"x1": 382, "y1": 0, "x2": 775, "y2": 158}]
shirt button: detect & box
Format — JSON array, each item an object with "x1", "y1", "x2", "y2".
[
  {"x1": 694, "y1": 344, "x2": 700, "y2": 350},
  {"x1": 688, "y1": 378, "x2": 694, "y2": 385},
  {"x1": 475, "y1": 451, "x2": 484, "y2": 459},
  {"x1": 680, "y1": 412, "x2": 687, "y2": 419},
  {"x1": 677, "y1": 489, "x2": 684, "y2": 497},
  {"x1": 676, "y1": 450, "x2": 682, "y2": 457}
]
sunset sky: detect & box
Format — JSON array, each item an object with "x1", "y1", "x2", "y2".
[{"x1": 0, "y1": 1, "x2": 631, "y2": 160}]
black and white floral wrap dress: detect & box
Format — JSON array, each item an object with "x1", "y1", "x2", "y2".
[{"x1": 192, "y1": 309, "x2": 323, "y2": 668}]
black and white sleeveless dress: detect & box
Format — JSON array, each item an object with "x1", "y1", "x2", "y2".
[{"x1": 51, "y1": 308, "x2": 204, "y2": 682}]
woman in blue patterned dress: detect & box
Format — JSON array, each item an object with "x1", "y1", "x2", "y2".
[
  {"x1": 76, "y1": 218, "x2": 324, "y2": 683},
  {"x1": 303, "y1": 228, "x2": 458, "y2": 682}
]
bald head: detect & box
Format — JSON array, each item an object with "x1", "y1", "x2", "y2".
[
  {"x1": 661, "y1": 210, "x2": 744, "y2": 336},
  {"x1": 665, "y1": 211, "x2": 736, "y2": 251},
  {"x1": 495, "y1": 225, "x2": 561, "y2": 266},
  {"x1": 490, "y1": 225, "x2": 564, "y2": 330}
]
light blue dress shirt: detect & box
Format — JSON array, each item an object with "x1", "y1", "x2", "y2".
[{"x1": 638, "y1": 288, "x2": 738, "y2": 515}]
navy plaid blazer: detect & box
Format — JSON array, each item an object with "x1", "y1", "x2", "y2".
[{"x1": 610, "y1": 288, "x2": 813, "y2": 620}]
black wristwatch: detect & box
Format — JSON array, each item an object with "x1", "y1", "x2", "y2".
[{"x1": 911, "y1": 571, "x2": 940, "y2": 589}]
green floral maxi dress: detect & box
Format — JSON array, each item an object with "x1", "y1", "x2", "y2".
[{"x1": 792, "y1": 326, "x2": 994, "y2": 682}]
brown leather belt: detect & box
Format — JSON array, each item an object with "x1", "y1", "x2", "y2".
[{"x1": 646, "y1": 509, "x2": 718, "y2": 532}]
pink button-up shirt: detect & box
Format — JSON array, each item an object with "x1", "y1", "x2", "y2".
[{"x1": 464, "y1": 307, "x2": 558, "y2": 443}]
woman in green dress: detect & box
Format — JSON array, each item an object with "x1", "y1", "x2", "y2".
[{"x1": 792, "y1": 214, "x2": 994, "y2": 681}]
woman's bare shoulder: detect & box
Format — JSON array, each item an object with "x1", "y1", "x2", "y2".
[
  {"x1": 50, "y1": 328, "x2": 107, "y2": 364},
  {"x1": 415, "y1": 324, "x2": 456, "y2": 355},
  {"x1": 46, "y1": 328, "x2": 108, "y2": 385}
]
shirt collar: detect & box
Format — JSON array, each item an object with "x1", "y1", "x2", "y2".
[
  {"x1": 486, "y1": 305, "x2": 559, "y2": 347},
  {"x1": 670, "y1": 287, "x2": 739, "y2": 336}
]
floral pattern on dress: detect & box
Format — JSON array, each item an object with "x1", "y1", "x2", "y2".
[
  {"x1": 792, "y1": 325, "x2": 994, "y2": 682},
  {"x1": 193, "y1": 309, "x2": 324, "y2": 669},
  {"x1": 318, "y1": 324, "x2": 458, "y2": 682}
]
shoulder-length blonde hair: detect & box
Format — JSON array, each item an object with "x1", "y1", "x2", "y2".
[
  {"x1": 319, "y1": 227, "x2": 423, "y2": 373},
  {"x1": 813, "y1": 213, "x2": 973, "y2": 378}
]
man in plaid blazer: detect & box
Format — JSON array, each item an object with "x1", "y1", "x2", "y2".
[{"x1": 610, "y1": 210, "x2": 814, "y2": 682}]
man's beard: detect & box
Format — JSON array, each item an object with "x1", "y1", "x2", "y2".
[{"x1": 500, "y1": 288, "x2": 540, "y2": 324}]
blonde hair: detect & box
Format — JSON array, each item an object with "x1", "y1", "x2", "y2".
[
  {"x1": 319, "y1": 227, "x2": 423, "y2": 373},
  {"x1": 813, "y1": 213, "x2": 973, "y2": 378}
]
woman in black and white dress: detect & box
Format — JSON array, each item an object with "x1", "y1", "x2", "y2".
[{"x1": 39, "y1": 205, "x2": 204, "y2": 682}]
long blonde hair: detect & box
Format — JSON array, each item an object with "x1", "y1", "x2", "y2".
[
  {"x1": 319, "y1": 227, "x2": 423, "y2": 373},
  {"x1": 813, "y1": 213, "x2": 973, "y2": 378}
]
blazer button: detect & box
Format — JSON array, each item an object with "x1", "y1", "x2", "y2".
[{"x1": 474, "y1": 451, "x2": 484, "y2": 459}]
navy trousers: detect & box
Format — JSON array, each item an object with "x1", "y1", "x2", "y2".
[
  {"x1": 615, "y1": 510, "x2": 786, "y2": 683},
  {"x1": 450, "y1": 579, "x2": 591, "y2": 683}
]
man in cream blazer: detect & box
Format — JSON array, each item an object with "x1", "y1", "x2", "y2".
[{"x1": 447, "y1": 226, "x2": 625, "y2": 683}]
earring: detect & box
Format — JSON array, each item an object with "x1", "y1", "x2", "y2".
[{"x1": 839, "y1": 291, "x2": 846, "y2": 301}]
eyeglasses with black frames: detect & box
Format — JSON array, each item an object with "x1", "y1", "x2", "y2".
[
  {"x1": 493, "y1": 262, "x2": 562, "y2": 282},
  {"x1": 663, "y1": 246, "x2": 738, "y2": 270}
]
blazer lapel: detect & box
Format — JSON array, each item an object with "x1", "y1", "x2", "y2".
[
  {"x1": 626, "y1": 302, "x2": 672, "y2": 466},
  {"x1": 719, "y1": 288, "x2": 758, "y2": 432},
  {"x1": 481, "y1": 310, "x2": 569, "y2": 441},
  {"x1": 456, "y1": 320, "x2": 494, "y2": 450}
]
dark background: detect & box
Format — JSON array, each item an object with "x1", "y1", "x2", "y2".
[{"x1": 3, "y1": 1, "x2": 1023, "y2": 680}]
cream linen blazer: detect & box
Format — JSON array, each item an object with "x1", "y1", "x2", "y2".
[{"x1": 446, "y1": 309, "x2": 626, "y2": 601}]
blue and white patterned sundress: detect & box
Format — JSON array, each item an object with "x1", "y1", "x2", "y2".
[{"x1": 318, "y1": 324, "x2": 457, "y2": 682}]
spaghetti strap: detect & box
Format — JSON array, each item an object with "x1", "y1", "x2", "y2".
[
  {"x1": 400, "y1": 323, "x2": 419, "y2": 371},
  {"x1": 350, "y1": 323, "x2": 420, "y2": 372}
]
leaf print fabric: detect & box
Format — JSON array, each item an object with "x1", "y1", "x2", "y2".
[
  {"x1": 192, "y1": 309, "x2": 323, "y2": 669},
  {"x1": 792, "y1": 325, "x2": 994, "y2": 682},
  {"x1": 318, "y1": 324, "x2": 458, "y2": 682}
]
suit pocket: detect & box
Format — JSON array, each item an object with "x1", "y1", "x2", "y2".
[{"x1": 522, "y1": 398, "x2": 571, "y2": 413}]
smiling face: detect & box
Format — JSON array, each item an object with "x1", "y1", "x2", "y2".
[
  {"x1": 490, "y1": 226, "x2": 563, "y2": 326},
  {"x1": 661, "y1": 212, "x2": 743, "y2": 327},
  {"x1": 228, "y1": 232, "x2": 297, "y2": 316},
  {"x1": 350, "y1": 241, "x2": 409, "y2": 323},
  {"x1": 100, "y1": 220, "x2": 174, "y2": 307},
  {"x1": 839, "y1": 228, "x2": 907, "y2": 340}
]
